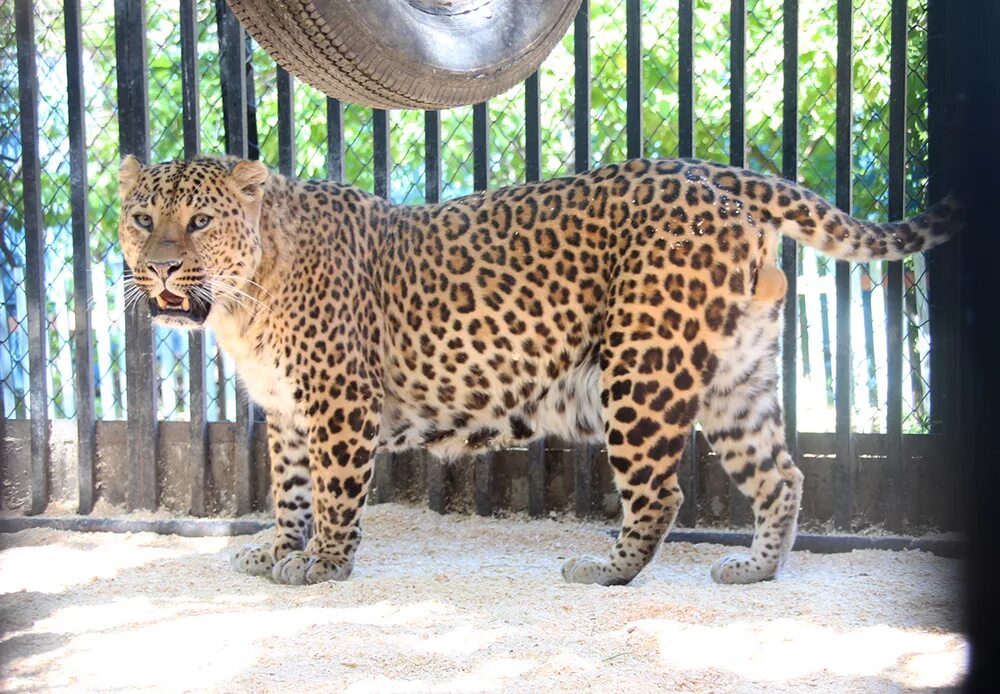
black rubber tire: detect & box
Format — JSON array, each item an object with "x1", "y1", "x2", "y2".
[{"x1": 225, "y1": 0, "x2": 583, "y2": 109}]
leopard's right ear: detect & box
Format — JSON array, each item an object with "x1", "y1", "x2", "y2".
[{"x1": 119, "y1": 154, "x2": 143, "y2": 200}]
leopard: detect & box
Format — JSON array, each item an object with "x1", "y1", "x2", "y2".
[{"x1": 118, "y1": 153, "x2": 958, "y2": 586}]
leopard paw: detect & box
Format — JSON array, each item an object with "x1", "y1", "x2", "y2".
[
  {"x1": 232, "y1": 543, "x2": 276, "y2": 577},
  {"x1": 710, "y1": 553, "x2": 778, "y2": 584},
  {"x1": 561, "y1": 556, "x2": 631, "y2": 586},
  {"x1": 272, "y1": 550, "x2": 354, "y2": 585}
]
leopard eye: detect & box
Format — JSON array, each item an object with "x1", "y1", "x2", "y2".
[
  {"x1": 189, "y1": 214, "x2": 212, "y2": 232},
  {"x1": 133, "y1": 213, "x2": 153, "y2": 230}
]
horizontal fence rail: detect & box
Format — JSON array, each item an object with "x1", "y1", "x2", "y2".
[{"x1": 0, "y1": 0, "x2": 959, "y2": 536}]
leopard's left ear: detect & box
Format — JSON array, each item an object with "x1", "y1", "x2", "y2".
[
  {"x1": 119, "y1": 154, "x2": 143, "y2": 200},
  {"x1": 229, "y1": 160, "x2": 269, "y2": 202}
]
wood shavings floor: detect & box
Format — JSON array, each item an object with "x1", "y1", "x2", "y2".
[{"x1": 0, "y1": 504, "x2": 966, "y2": 693}]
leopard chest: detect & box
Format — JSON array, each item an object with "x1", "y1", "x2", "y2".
[{"x1": 211, "y1": 320, "x2": 296, "y2": 415}]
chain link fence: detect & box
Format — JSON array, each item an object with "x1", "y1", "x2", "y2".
[{"x1": 1, "y1": 0, "x2": 936, "y2": 439}]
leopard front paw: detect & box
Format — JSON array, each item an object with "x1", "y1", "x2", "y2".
[
  {"x1": 232, "y1": 543, "x2": 276, "y2": 577},
  {"x1": 561, "y1": 556, "x2": 631, "y2": 586},
  {"x1": 710, "y1": 553, "x2": 778, "y2": 584},
  {"x1": 272, "y1": 550, "x2": 354, "y2": 585}
]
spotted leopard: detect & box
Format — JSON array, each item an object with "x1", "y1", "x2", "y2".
[{"x1": 118, "y1": 154, "x2": 958, "y2": 586}]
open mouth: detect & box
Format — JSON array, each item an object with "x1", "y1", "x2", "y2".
[{"x1": 149, "y1": 289, "x2": 211, "y2": 324}]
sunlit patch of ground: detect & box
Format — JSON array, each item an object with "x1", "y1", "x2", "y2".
[{"x1": 0, "y1": 504, "x2": 966, "y2": 693}]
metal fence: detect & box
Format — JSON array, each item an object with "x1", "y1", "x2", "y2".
[{"x1": 1, "y1": 0, "x2": 960, "y2": 534}]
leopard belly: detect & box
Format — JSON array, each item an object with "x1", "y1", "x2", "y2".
[{"x1": 379, "y1": 360, "x2": 604, "y2": 460}]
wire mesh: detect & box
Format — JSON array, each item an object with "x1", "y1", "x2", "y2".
[
  {"x1": 0, "y1": 0, "x2": 28, "y2": 419},
  {"x1": 642, "y1": 2, "x2": 679, "y2": 159},
  {"x1": 0, "y1": 0, "x2": 937, "y2": 439}
]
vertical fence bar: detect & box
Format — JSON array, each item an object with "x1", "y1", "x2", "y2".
[
  {"x1": 727, "y1": 0, "x2": 752, "y2": 527},
  {"x1": 678, "y1": 0, "x2": 694, "y2": 158},
  {"x1": 15, "y1": 0, "x2": 49, "y2": 515},
  {"x1": 65, "y1": 0, "x2": 95, "y2": 514},
  {"x1": 370, "y1": 107, "x2": 394, "y2": 504},
  {"x1": 833, "y1": 0, "x2": 854, "y2": 531},
  {"x1": 326, "y1": 99, "x2": 345, "y2": 181},
  {"x1": 926, "y1": 0, "x2": 958, "y2": 442},
  {"x1": 277, "y1": 68, "x2": 295, "y2": 177},
  {"x1": 181, "y1": 0, "x2": 207, "y2": 516},
  {"x1": 729, "y1": 0, "x2": 746, "y2": 168},
  {"x1": 217, "y1": 0, "x2": 255, "y2": 514},
  {"x1": 472, "y1": 101, "x2": 494, "y2": 515},
  {"x1": 574, "y1": 0, "x2": 591, "y2": 173},
  {"x1": 626, "y1": 0, "x2": 642, "y2": 159},
  {"x1": 472, "y1": 102, "x2": 489, "y2": 191},
  {"x1": 675, "y1": 0, "x2": 697, "y2": 527},
  {"x1": 373, "y1": 109, "x2": 390, "y2": 198},
  {"x1": 572, "y1": 0, "x2": 597, "y2": 516},
  {"x1": 781, "y1": 0, "x2": 799, "y2": 464},
  {"x1": 425, "y1": 111, "x2": 441, "y2": 202},
  {"x1": 524, "y1": 72, "x2": 546, "y2": 516},
  {"x1": 884, "y1": 0, "x2": 907, "y2": 532},
  {"x1": 115, "y1": 0, "x2": 157, "y2": 511},
  {"x1": 525, "y1": 72, "x2": 541, "y2": 182},
  {"x1": 422, "y1": 109, "x2": 448, "y2": 513}
]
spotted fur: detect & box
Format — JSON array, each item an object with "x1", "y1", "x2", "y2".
[{"x1": 118, "y1": 154, "x2": 959, "y2": 586}]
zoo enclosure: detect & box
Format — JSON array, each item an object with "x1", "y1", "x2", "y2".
[{"x1": 0, "y1": 0, "x2": 961, "y2": 534}]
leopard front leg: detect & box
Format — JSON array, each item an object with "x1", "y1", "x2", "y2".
[
  {"x1": 233, "y1": 412, "x2": 313, "y2": 577},
  {"x1": 271, "y1": 392, "x2": 381, "y2": 585}
]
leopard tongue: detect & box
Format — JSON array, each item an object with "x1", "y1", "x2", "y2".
[{"x1": 155, "y1": 290, "x2": 188, "y2": 311}]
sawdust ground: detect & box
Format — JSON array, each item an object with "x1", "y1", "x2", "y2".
[{"x1": 0, "y1": 504, "x2": 966, "y2": 693}]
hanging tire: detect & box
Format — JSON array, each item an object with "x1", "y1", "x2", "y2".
[{"x1": 225, "y1": 0, "x2": 583, "y2": 110}]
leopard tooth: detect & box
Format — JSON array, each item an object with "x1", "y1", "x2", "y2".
[
  {"x1": 156, "y1": 295, "x2": 168, "y2": 310},
  {"x1": 181, "y1": 297, "x2": 190, "y2": 311}
]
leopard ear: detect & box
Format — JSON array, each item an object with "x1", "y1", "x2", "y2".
[
  {"x1": 229, "y1": 160, "x2": 269, "y2": 202},
  {"x1": 119, "y1": 154, "x2": 143, "y2": 200}
]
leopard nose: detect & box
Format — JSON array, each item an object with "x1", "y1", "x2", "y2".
[{"x1": 147, "y1": 259, "x2": 182, "y2": 281}]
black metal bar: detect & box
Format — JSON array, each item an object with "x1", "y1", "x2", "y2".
[
  {"x1": 243, "y1": 32, "x2": 259, "y2": 161},
  {"x1": 181, "y1": 0, "x2": 207, "y2": 516},
  {"x1": 473, "y1": 102, "x2": 489, "y2": 191},
  {"x1": 525, "y1": 72, "x2": 541, "y2": 182},
  {"x1": 326, "y1": 98, "x2": 345, "y2": 181},
  {"x1": 781, "y1": 0, "x2": 799, "y2": 463},
  {"x1": 427, "y1": 451, "x2": 447, "y2": 514},
  {"x1": 0, "y1": 515, "x2": 962, "y2": 558},
  {"x1": 725, "y1": 0, "x2": 751, "y2": 528},
  {"x1": 372, "y1": 452, "x2": 393, "y2": 503},
  {"x1": 884, "y1": 0, "x2": 907, "y2": 532},
  {"x1": 424, "y1": 110, "x2": 445, "y2": 511},
  {"x1": 180, "y1": 0, "x2": 200, "y2": 159},
  {"x1": 474, "y1": 454, "x2": 494, "y2": 516},
  {"x1": 574, "y1": 0, "x2": 591, "y2": 173},
  {"x1": 0, "y1": 515, "x2": 964, "y2": 559},
  {"x1": 678, "y1": 0, "x2": 694, "y2": 158},
  {"x1": 373, "y1": 109, "x2": 390, "y2": 198},
  {"x1": 674, "y1": 1, "x2": 698, "y2": 524},
  {"x1": 626, "y1": 0, "x2": 642, "y2": 159},
  {"x1": 115, "y1": 0, "x2": 157, "y2": 511},
  {"x1": 527, "y1": 440, "x2": 546, "y2": 517},
  {"x1": 574, "y1": 443, "x2": 598, "y2": 517},
  {"x1": 15, "y1": 0, "x2": 49, "y2": 515},
  {"x1": 729, "y1": 0, "x2": 746, "y2": 167},
  {"x1": 472, "y1": 100, "x2": 493, "y2": 515},
  {"x1": 833, "y1": 0, "x2": 854, "y2": 531},
  {"x1": 677, "y1": 431, "x2": 698, "y2": 527},
  {"x1": 523, "y1": 73, "x2": 545, "y2": 513},
  {"x1": 217, "y1": 0, "x2": 255, "y2": 514},
  {"x1": 926, "y1": 0, "x2": 958, "y2": 440},
  {"x1": 65, "y1": 0, "x2": 95, "y2": 514},
  {"x1": 425, "y1": 110, "x2": 441, "y2": 201},
  {"x1": 277, "y1": 68, "x2": 295, "y2": 177}
]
